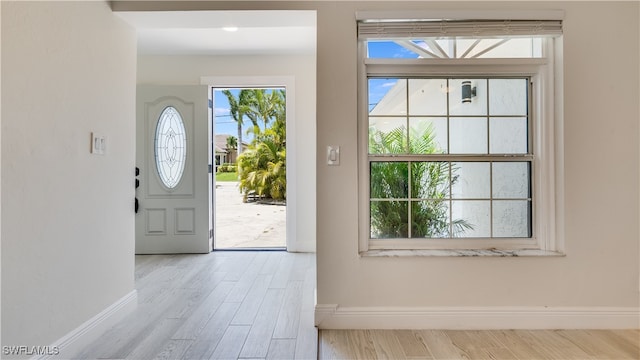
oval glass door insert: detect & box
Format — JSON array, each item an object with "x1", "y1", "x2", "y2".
[{"x1": 155, "y1": 106, "x2": 187, "y2": 189}]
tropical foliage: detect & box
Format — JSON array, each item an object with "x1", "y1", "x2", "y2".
[
  {"x1": 226, "y1": 89, "x2": 287, "y2": 201},
  {"x1": 225, "y1": 135, "x2": 237, "y2": 151},
  {"x1": 369, "y1": 124, "x2": 473, "y2": 238},
  {"x1": 222, "y1": 89, "x2": 253, "y2": 154}
]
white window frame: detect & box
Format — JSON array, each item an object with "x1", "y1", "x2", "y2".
[{"x1": 357, "y1": 15, "x2": 564, "y2": 255}]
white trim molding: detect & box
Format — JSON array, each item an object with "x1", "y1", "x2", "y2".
[
  {"x1": 315, "y1": 304, "x2": 640, "y2": 330},
  {"x1": 35, "y1": 290, "x2": 138, "y2": 360},
  {"x1": 200, "y1": 75, "x2": 308, "y2": 253}
]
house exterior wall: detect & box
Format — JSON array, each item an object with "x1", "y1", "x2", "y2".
[{"x1": 1, "y1": 0, "x2": 136, "y2": 348}]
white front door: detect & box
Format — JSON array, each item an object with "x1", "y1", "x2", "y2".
[{"x1": 135, "y1": 85, "x2": 212, "y2": 254}]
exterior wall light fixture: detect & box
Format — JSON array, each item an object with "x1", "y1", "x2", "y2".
[{"x1": 462, "y1": 80, "x2": 477, "y2": 103}]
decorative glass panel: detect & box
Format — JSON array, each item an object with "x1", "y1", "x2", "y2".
[{"x1": 155, "y1": 106, "x2": 187, "y2": 189}]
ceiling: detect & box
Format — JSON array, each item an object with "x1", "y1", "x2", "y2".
[{"x1": 115, "y1": 10, "x2": 317, "y2": 55}]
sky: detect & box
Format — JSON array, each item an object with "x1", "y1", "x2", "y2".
[
  {"x1": 212, "y1": 88, "x2": 242, "y2": 139},
  {"x1": 213, "y1": 88, "x2": 283, "y2": 143}
]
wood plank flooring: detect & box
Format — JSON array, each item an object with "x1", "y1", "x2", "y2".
[
  {"x1": 70, "y1": 251, "x2": 317, "y2": 360},
  {"x1": 319, "y1": 329, "x2": 640, "y2": 360},
  {"x1": 68, "y1": 250, "x2": 638, "y2": 360}
]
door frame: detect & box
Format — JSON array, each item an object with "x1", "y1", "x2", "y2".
[{"x1": 203, "y1": 76, "x2": 297, "y2": 251}]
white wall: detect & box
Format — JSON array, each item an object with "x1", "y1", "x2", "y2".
[
  {"x1": 115, "y1": 0, "x2": 640, "y2": 329},
  {"x1": 138, "y1": 54, "x2": 317, "y2": 252},
  {"x1": 3, "y1": 0, "x2": 636, "y2": 341},
  {"x1": 1, "y1": 1, "x2": 136, "y2": 348},
  {"x1": 313, "y1": 1, "x2": 639, "y2": 327}
]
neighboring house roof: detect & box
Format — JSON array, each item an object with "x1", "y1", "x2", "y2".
[{"x1": 215, "y1": 134, "x2": 248, "y2": 153}]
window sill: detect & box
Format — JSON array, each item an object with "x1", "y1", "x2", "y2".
[{"x1": 360, "y1": 249, "x2": 565, "y2": 257}]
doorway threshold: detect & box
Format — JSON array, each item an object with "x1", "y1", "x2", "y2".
[{"x1": 214, "y1": 247, "x2": 287, "y2": 252}]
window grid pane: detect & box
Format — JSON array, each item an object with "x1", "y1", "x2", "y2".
[
  {"x1": 369, "y1": 160, "x2": 532, "y2": 239},
  {"x1": 368, "y1": 76, "x2": 531, "y2": 239}
]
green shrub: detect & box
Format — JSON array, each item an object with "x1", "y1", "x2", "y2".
[{"x1": 217, "y1": 163, "x2": 237, "y2": 173}]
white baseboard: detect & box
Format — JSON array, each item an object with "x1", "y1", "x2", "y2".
[
  {"x1": 315, "y1": 304, "x2": 640, "y2": 329},
  {"x1": 287, "y1": 240, "x2": 315, "y2": 253},
  {"x1": 35, "y1": 290, "x2": 138, "y2": 360}
]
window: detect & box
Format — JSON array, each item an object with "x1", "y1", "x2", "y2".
[
  {"x1": 155, "y1": 106, "x2": 187, "y2": 189},
  {"x1": 358, "y1": 17, "x2": 563, "y2": 254}
]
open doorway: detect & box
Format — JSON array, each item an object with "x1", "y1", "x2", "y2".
[
  {"x1": 119, "y1": 8, "x2": 316, "y2": 253},
  {"x1": 213, "y1": 87, "x2": 287, "y2": 250}
]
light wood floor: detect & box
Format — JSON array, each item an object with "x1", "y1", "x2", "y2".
[
  {"x1": 68, "y1": 251, "x2": 638, "y2": 360},
  {"x1": 71, "y1": 251, "x2": 317, "y2": 360},
  {"x1": 319, "y1": 329, "x2": 640, "y2": 360}
]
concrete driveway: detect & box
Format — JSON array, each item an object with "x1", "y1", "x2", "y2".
[{"x1": 214, "y1": 181, "x2": 286, "y2": 249}]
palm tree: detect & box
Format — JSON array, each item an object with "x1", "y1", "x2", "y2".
[
  {"x1": 237, "y1": 138, "x2": 286, "y2": 201},
  {"x1": 243, "y1": 89, "x2": 280, "y2": 137},
  {"x1": 222, "y1": 89, "x2": 253, "y2": 154},
  {"x1": 369, "y1": 124, "x2": 473, "y2": 238},
  {"x1": 226, "y1": 135, "x2": 237, "y2": 151},
  {"x1": 236, "y1": 88, "x2": 287, "y2": 201}
]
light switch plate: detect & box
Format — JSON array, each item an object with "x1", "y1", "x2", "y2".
[
  {"x1": 91, "y1": 132, "x2": 106, "y2": 155},
  {"x1": 327, "y1": 145, "x2": 340, "y2": 166}
]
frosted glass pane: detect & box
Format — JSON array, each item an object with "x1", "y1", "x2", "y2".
[
  {"x1": 371, "y1": 201, "x2": 408, "y2": 238},
  {"x1": 411, "y1": 162, "x2": 450, "y2": 199},
  {"x1": 409, "y1": 117, "x2": 447, "y2": 154},
  {"x1": 493, "y1": 162, "x2": 530, "y2": 198},
  {"x1": 450, "y1": 117, "x2": 487, "y2": 154},
  {"x1": 451, "y1": 162, "x2": 490, "y2": 199},
  {"x1": 155, "y1": 106, "x2": 187, "y2": 189},
  {"x1": 369, "y1": 117, "x2": 407, "y2": 154},
  {"x1": 489, "y1": 79, "x2": 527, "y2": 115},
  {"x1": 452, "y1": 200, "x2": 490, "y2": 237},
  {"x1": 411, "y1": 201, "x2": 450, "y2": 238},
  {"x1": 449, "y1": 79, "x2": 487, "y2": 116},
  {"x1": 370, "y1": 162, "x2": 409, "y2": 199},
  {"x1": 408, "y1": 79, "x2": 447, "y2": 115},
  {"x1": 369, "y1": 79, "x2": 407, "y2": 115},
  {"x1": 493, "y1": 200, "x2": 531, "y2": 237},
  {"x1": 490, "y1": 117, "x2": 528, "y2": 154}
]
